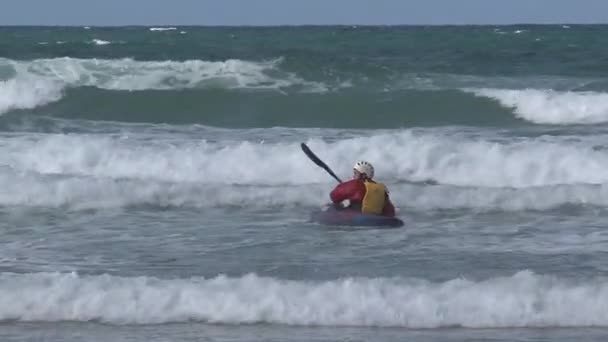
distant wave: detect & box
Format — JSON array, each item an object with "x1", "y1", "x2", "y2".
[
  {"x1": 470, "y1": 88, "x2": 608, "y2": 124},
  {"x1": 0, "y1": 57, "x2": 326, "y2": 115},
  {"x1": 90, "y1": 39, "x2": 111, "y2": 45},
  {"x1": 2, "y1": 58, "x2": 608, "y2": 127},
  {"x1": 149, "y1": 27, "x2": 177, "y2": 31}
]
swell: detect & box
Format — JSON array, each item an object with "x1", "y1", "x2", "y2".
[
  {"x1": 3, "y1": 56, "x2": 608, "y2": 128},
  {"x1": 4, "y1": 88, "x2": 516, "y2": 129}
]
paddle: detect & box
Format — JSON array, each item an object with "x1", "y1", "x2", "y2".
[{"x1": 300, "y1": 143, "x2": 342, "y2": 183}]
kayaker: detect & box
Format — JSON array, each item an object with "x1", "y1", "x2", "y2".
[{"x1": 329, "y1": 161, "x2": 396, "y2": 217}]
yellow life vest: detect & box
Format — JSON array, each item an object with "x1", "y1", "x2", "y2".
[{"x1": 361, "y1": 181, "x2": 386, "y2": 215}]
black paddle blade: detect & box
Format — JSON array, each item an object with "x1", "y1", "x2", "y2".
[
  {"x1": 301, "y1": 143, "x2": 342, "y2": 183},
  {"x1": 300, "y1": 143, "x2": 324, "y2": 167}
]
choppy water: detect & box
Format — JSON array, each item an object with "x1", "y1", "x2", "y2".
[{"x1": 2, "y1": 25, "x2": 608, "y2": 342}]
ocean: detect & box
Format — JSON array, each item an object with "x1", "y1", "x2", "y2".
[{"x1": 2, "y1": 25, "x2": 608, "y2": 342}]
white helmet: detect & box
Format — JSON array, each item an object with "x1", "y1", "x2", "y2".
[{"x1": 353, "y1": 160, "x2": 374, "y2": 178}]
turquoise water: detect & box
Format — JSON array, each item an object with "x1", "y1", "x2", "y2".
[
  {"x1": 2, "y1": 25, "x2": 608, "y2": 128},
  {"x1": 2, "y1": 25, "x2": 608, "y2": 342}
]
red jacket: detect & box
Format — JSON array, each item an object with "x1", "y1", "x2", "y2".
[{"x1": 329, "y1": 179, "x2": 396, "y2": 217}]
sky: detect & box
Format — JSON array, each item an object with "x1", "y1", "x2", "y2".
[{"x1": 1, "y1": 0, "x2": 608, "y2": 26}]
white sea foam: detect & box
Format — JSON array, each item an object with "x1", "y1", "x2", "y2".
[
  {"x1": 149, "y1": 27, "x2": 177, "y2": 31},
  {"x1": 4, "y1": 130, "x2": 608, "y2": 187},
  {"x1": 470, "y1": 88, "x2": 608, "y2": 124},
  {"x1": 5, "y1": 170, "x2": 608, "y2": 211},
  {"x1": 1, "y1": 271, "x2": 608, "y2": 327},
  {"x1": 0, "y1": 77, "x2": 63, "y2": 114},
  {"x1": 5, "y1": 130, "x2": 608, "y2": 188},
  {"x1": 3, "y1": 130, "x2": 608, "y2": 210},
  {"x1": 91, "y1": 39, "x2": 111, "y2": 45},
  {"x1": 0, "y1": 57, "x2": 323, "y2": 115}
]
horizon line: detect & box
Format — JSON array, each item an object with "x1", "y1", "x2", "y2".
[{"x1": 0, "y1": 22, "x2": 606, "y2": 28}]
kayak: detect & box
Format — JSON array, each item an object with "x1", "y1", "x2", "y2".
[
  {"x1": 310, "y1": 205, "x2": 404, "y2": 228},
  {"x1": 299, "y1": 143, "x2": 404, "y2": 228}
]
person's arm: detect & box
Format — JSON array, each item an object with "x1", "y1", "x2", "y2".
[{"x1": 330, "y1": 180, "x2": 354, "y2": 203}]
